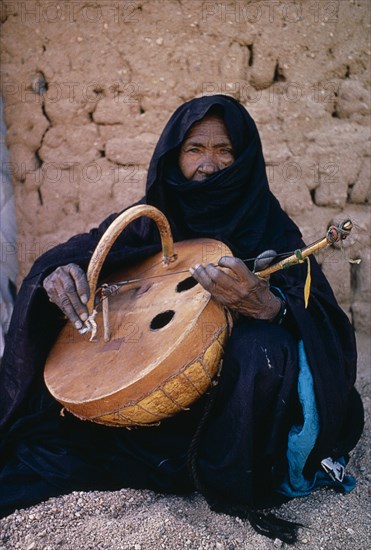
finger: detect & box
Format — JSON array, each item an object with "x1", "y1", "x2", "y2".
[
  {"x1": 42, "y1": 265, "x2": 88, "y2": 330},
  {"x1": 67, "y1": 264, "x2": 90, "y2": 304},
  {"x1": 190, "y1": 263, "x2": 234, "y2": 294},
  {"x1": 61, "y1": 277, "x2": 89, "y2": 323},
  {"x1": 189, "y1": 264, "x2": 214, "y2": 291},
  {"x1": 52, "y1": 278, "x2": 85, "y2": 329},
  {"x1": 43, "y1": 272, "x2": 58, "y2": 301},
  {"x1": 253, "y1": 249, "x2": 277, "y2": 272},
  {"x1": 59, "y1": 294, "x2": 85, "y2": 329},
  {"x1": 218, "y1": 256, "x2": 255, "y2": 281},
  {"x1": 202, "y1": 263, "x2": 237, "y2": 289},
  {"x1": 44, "y1": 276, "x2": 63, "y2": 306},
  {"x1": 43, "y1": 278, "x2": 54, "y2": 302}
]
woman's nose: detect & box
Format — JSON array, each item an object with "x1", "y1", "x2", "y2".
[{"x1": 198, "y1": 156, "x2": 219, "y2": 175}]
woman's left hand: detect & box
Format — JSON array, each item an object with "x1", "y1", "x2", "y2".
[{"x1": 190, "y1": 256, "x2": 281, "y2": 321}]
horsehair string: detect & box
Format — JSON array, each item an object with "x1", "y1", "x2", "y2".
[
  {"x1": 93, "y1": 220, "x2": 357, "y2": 303},
  {"x1": 78, "y1": 220, "x2": 357, "y2": 334}
]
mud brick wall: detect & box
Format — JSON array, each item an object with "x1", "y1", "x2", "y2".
[{"x1": 0, "y1": 0, "x2": 370, "y2": 332}]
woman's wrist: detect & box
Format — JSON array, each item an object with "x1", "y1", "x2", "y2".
[
  {"x1": 269, "y1": 287, "x2": 288, "y2": 325},
  {"x1": 262, "y1": 293, "x2": 282, "y2": 322}
]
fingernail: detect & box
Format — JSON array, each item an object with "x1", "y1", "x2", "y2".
[
  {"x1": 81, "y1": 312, "x2": 88, "y2": 321},
  {"x1": 189, "y1": 267, "x2": 195, "y2": 275},
  {"x1": 81, "y1": 294, "x2": 88, "y2": 304},
  {"x1": 75, "y1": 320, "x2": 82, "y2": 329}
]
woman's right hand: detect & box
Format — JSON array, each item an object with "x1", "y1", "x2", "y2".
[{"x1": 43, "y1": 263, "x2": 90, "y2": 330}]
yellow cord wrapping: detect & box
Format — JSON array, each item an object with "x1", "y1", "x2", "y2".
[{"x1": 304, "y1": 257, "x2": 311, "y2": 308}]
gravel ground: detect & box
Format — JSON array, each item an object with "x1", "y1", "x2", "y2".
[{"x1": 1, "y1": 333, "x2": 369, "y2": 550}]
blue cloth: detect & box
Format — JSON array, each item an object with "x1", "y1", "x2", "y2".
[{"x1": 279, "y1": 340, "x2": 356, "y2": 497}]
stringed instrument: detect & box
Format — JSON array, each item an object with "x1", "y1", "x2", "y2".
[{"x1": 44, "y1": 205, "x2": 353, "y2": 427}]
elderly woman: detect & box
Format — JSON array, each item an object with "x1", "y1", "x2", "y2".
[{"x1": 0, "y1": 95, "x2": 363, "y2": 543}]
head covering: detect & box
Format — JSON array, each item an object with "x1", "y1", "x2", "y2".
[{"x1": 145, "y1": 95, "x2": 299, "y2": 261}]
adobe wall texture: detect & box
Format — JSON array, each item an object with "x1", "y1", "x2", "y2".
[{"x1": 0, "y1": 0, "x2": 370, "y2": 331}]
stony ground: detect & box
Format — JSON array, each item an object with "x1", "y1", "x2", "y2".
[{"x1": 0, "y1": 333, "x2": 369, "y2": 550}]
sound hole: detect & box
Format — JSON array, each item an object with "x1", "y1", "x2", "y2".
[
  {"x1": 150, "y1": 310, "x2": 175, "y2": 330},
  {"x1": 176, "y1": 276, "x2": 198, "y2": 293}
]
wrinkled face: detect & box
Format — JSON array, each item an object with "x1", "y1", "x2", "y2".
[{"x1": 178, "y1": 115, "x2": 235, "y2": 181}]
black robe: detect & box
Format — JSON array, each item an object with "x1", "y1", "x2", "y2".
[{"x1": 0, "y1": 95, "x2": 363, "y2": 521}]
